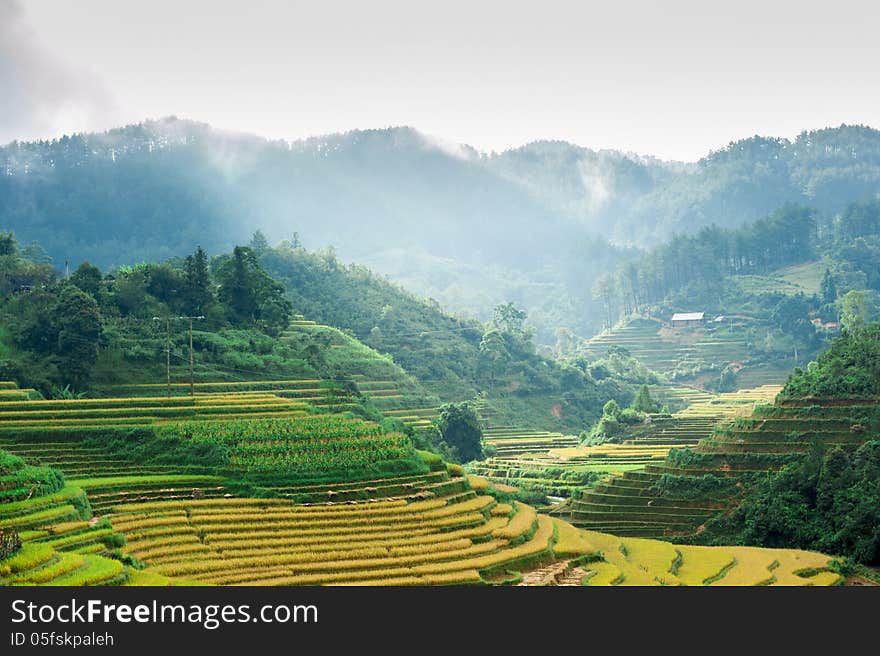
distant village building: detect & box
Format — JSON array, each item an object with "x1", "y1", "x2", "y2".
[
  {"x1": 810, "y1": 317, "x2": 841, "y2": 332},
  {"x1": 670, "y1": 312, "x2": 705, "y2": 328}
]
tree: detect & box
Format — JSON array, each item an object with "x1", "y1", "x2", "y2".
[
  {"x1": 436, "y1": 402, "x2": 483, "y2": 463},
  {"x1": 145, "y1": 263, "x2": 186, "y2": 312},
  {"x1": 602, "y1": 399, "x2": 621, "y2": 419},
  {"x1": 820, "y1": 268, "x2": 837, "y2": 305},
  {"x1": 493, "y1": 302, "x2": 527, "y2": 335},
  {"x1": 840, "y1": 290, "x2": 872, "y2": 332},
  {"x1": 21, "y1": 241, "x2": 52, "y2": 265},
  {"x1": 54, "y1": 286, "x2": 102, "y2": 388},
  {"x1": 219, "y1": 246, "x2": 259, "y2": 321},
  {"x1": 215, "y1": 246, "x2": 292, "y2": 334},
  {"x1": 477, "y1": 329, "x2": 509, "y2": 383},
  {"x1": 0, "y1": 231, "x2": 17, "y2": 257},
  {"x1": 631, "y1": 384, "x2": 658, "y2": 413},
  {"x1": 718, "y1": 366, "x2": 738, "y2": 392},
  {"x1": 249, "y1": 230, "x2": 270, "y2": 255},
  {"x1": 183, "y1": 246, "x2": 213, "y2": 315},
  {"x1": 70, "y1": 262, "x2": 103, "y2": 297}
]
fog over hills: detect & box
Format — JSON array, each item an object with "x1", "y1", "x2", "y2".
[{"x1": 2, "y1": 118, "x2": 879, "y2": 341}]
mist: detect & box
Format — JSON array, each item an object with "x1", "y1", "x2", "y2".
[{"x1": 0, "y1": 0, "x2": 119, "y2": 145}]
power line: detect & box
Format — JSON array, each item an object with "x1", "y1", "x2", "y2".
[{"x1": 152, "y1": 316, "x2": 205, "y2": 397}]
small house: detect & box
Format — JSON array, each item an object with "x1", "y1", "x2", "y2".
[{"x1": 671, "y1": 312, "x2": 705, "y2": 328}]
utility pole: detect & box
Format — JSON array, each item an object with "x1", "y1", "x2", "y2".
[
  {"x1": 153, "y1": 315, "x2": 204, "y2": 397},
  {"x1": 152, "y1": 316, "x2": 171, "y2": 398},
  {"x1": 166, "y1": 317, "x2": 171, "y2": 397},
  {"x1": 189, "y1": 317, "x2": 195, "y2": 397},
  {"x1": 180, "y1": 316, "x2": 205, "y2": 396}
]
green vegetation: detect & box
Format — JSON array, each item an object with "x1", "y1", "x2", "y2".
[
  {"x1": 584, "y1": 198, "x2": 880, "y2": 393},
  {"x1": 695, "y1": 441, "x2": 880, "y2": 564},
  {"x1": 780, "y1": 321, "x2": 880, "y2": 398},
  {"x1": 434, "y1": 402, "x2": 484, "y2": 463}
]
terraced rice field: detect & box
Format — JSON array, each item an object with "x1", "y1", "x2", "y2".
[
  {"x1": 280, "y1": 320, "x2": 440, "y2": 429},
  {"x1": 471, "y1": 387, "x2": 781, "y2": 499},
  {"x1": 0, "y1": 391, "x2": 314, "y2": 430},
  {"x1": 0, "y1": 466, "x2": 133, "y2": 586},
  {"x1": 0, "y1": 542, "x2": 127, "y2": 586},
  {"x1": 70, "y1": 475, "x2": 230, "y2": 514},
  {"x1": 732, "y1": 261, "x2": 825, "y2": 297},
  {"x1": 580, "y1": 317, "x2": 795, "y2": 389},
  {"x1": 110, "y1": 494, "x2": 557, "y2": 585},
  {"x1": 0, "y1": 373, "x2": 429, "y2": 484},
  {"x1": 565, "y1": 392, "x2": 877, "y2": 538},
  {"x1": 482, "y1": 426, "x2": 579, "y2": 456},
  {"x1": 574, "y1": 529, "x2": 839, "y2": 586}
]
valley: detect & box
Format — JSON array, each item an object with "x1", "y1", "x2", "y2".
[{"x1": 2, "y1": 123, "x2": 880, "y2": 589}]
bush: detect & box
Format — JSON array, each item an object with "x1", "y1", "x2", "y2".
[
  {"x1": 618, "y1": 408, "x2": 646, "y2": 425},
  {"x1": 0, "y1": 529, "x2": 22, "y2": 560}
]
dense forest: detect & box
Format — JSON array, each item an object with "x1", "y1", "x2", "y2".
[
  {"x1": 593, "y1": 199, "x2": 880, "y2": 324},
  {"x1": 693, "y1": 323, "x2": 880, "y2": 564},
  {"x1": 4, "y1": 119, "x2": 880, "y2": 343},
  {"x1": 494, "y1": 126, "x2": 880, "y2": 246},
  {"x1": 0, "y1": 230, "x2": 648, "y2": 434},
  {"x1": 586, "y1": 199, "x2": 880, "y2": 377}
]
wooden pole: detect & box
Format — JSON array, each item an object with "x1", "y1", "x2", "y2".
[
  {"x1": 189, "y1": 318, "x2": 195, "y2": 397},
  {"x1": 166, "y1": 317, "x2": 171, "y2": 398}
]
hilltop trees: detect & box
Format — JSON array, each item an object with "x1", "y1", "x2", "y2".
[
  {"x1": 436, "y1": 402, "x2": 484, "y2": 463},
  {"x1": 782, "y1": 321, "x2": 880, "y2": 397},
  {"x1": 214, "y1": 246, "x2": 292, "y2": 336},
  {"x1": 183, "y1": 246, "x2": 213, "y2": 315},
  {"x1": 54, "y1": 286, "x2": 102, "y2": 388},
  {"x1": 704, "y1": 441, "x2": 880, "y2": 564},
  {"x1": 0, "y1": 235, "x2": 301, "y2": 394},
  {"x1": 592, "y1": 204, "x2": 818, "y2": 326}
]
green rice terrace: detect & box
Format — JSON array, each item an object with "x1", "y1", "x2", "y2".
[
  {"x1": 557, "y1": 392, "x2": 880, "y2": 539},
  {"x1": 0, "y1": 377, "x2": 843, "y2": 586},
  {"x1": 580, "y1": 317, "x2": 795, "y2": 389},
  {"x1": 467, "y1": 385, "x2": 778, "y2": 501},
  {"x1": 93, "y1": 316, "x2": 441, "y2": 431},
  {"x1": 730, "y1": 261, "x2": 826, "y2": 297}
]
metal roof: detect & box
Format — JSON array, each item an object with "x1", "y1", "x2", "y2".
[{"x1": 671, "y1": 312, "x2": 705, "y2": 321}]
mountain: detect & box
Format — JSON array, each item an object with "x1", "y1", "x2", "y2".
[
  {"x1": 485, "y1": 125, "x2": 880, "y2": 245},
  {"x1": 3, "y1": 118, "x2": 880, "y2": 342}
]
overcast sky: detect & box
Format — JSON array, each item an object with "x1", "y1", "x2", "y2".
[{"x1": 2, "y1": 0, "x2": 879, "y2": 160}]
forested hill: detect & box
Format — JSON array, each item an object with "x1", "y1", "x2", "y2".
[
  {"x1": 3, "y1": 118, "x2": 880, "y2": 343},
  {"x1": 491, "y1": 125, "x2": 880, "y2": 246},
  {"x1": 0, "y1": 118, "x2": 627, "y2": 341},
  {"x1": 260, "y1": 241, "x2": 645, "y2": 431},
  {"x1": 257, "y1": 242, "x2": 485, "y2": 399},
  {"x1": 0, "y1": 230, "x2": 648, "y2": 433},
  {"x1": 592, "y1": 199, "x2": 880, "y2": 329}
]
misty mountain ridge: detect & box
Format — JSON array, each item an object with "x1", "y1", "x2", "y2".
[{"x1": 2, "y1": 117, "x2": 880, "y2": 341}]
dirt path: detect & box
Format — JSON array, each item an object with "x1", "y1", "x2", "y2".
[
  {"x1": 517, "y1": 561, "x2": 591, "y2": 586},
  {"x1": 557, "y1": 566, "x2": 590, "y2": 586}
]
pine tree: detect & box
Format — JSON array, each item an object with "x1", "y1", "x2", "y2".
[
  {"x1": 219, "y1": 246, "x2": 257, "y2": 321},
  {"x1": 249, "y1": 230, "x2": 270, "y2": 255},
  {"x1": 821, "y1": 268, "x2": 837, "y2": 305},
  {"x1": 184, "y1": 246, "x2": 213, "y2": 314},
  {"x1": 632, "y1": 384, "x2": 658, "y2": 413}
]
